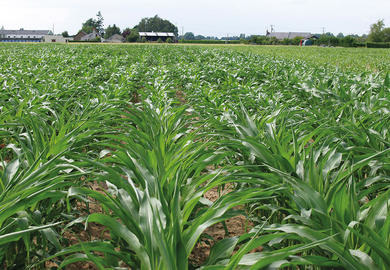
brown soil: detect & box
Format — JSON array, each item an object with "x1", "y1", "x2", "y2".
[
  {"x1": 53, "y1": 174, "x2": 251, "y2": 269},
  {"x1": 131, "y1": 91, "x2": 140, "y2": 103},
  {"x1": 189, "y1": 185, "x2": 253, "y2": 267},
  {"x1": 56, "y1": 180, "x2": 113, "y2": 270},
  {"x1": 176, "y1": 90, "x2": 186, "y2": 104}
]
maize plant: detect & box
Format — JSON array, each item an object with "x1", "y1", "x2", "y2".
[{"x1": 0, "y1": 43, "x2": 389, "y2": 269}]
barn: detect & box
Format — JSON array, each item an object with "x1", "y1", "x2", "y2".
[
  {"x1": 0, "y1": 29, "x2": 52, "y2": 42},
  {"x1": 266, "y1": 32, "x2": 314, "y2": 40},
  {"x1": 139, "y1": 32, "x2": 175, "y2": 42},
  {"x1": 104, "y1": 34, "x2": 125, "y2": 43}
]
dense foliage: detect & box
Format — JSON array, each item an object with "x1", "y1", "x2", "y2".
[
  {"x1": 80, "y1": 11, "x2": 104, "y2": 35},
  {"x1": 246, "y1": 34, "x2": 366, "y2": 47},
  {"x1": 368, "y1": 19, "x2": 390, "y2": 43},
  {"x1": 179, "y1": 39, "x2": 241, "y2": 44},
  {"x1": 134, "y1": 15, "x2": 178, "y2": 36},
  {"x1": 104, "y1": 24, "x2": 121, "y2": 39},
  {"x1": 0, "y1": 44, "x2": 389, "y2": 269}
]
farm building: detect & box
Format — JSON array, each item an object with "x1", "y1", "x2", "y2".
[
  {"x1": 73, "y1": 31, "x2": 87, "y2": 41},
  {"x1": 139, "y1": 32, "x2": 175, "y2": 42},
  {"x1": 73, "y1": 29, "x2": 101, "y2": 42},
  {"x1": 43, "y1": 35, "x2": 73, "y2": 43},
  {"x1": 266, "y1": 31, "x2": 314, "y2": 40},
  {"x1": 0, "y1": 29, "x2": 52, "y2": 42},
  {"x1": 104, "y1": 34, "x2": 125, "y2": 43},
  {"x1": 80, "y1": 29, "x2": 100, "y2": 41}
]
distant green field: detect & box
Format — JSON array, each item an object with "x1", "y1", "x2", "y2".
[
  {"x1": 135, "y1": 43, "x2": 390, "y2": 73},
  {"x1": 210, "y1": 45, "x2": 390, "y2": 73},
  {"x1": 0, "y1": 43, "x2": 389, "y2": 269}
]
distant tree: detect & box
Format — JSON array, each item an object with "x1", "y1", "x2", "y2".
[
  {"x1": 340, "y1": 35, "x2": 356, "y2": 47},
  {"x1": 269, "y1": 36, "x2": 278, "y2": 45},
  {"x1": 291, "y1": 36, "x2": 302, "y2": 45},
  {"x1": 81, "y1": 11, "x2": 104, "y2": 35},
  {"x1": 157, "y1": 38, "x2": 163, "y2": 43},
  {"x1": 282, "y1": 38, "x2": 292, "y2": 45},
  {"x1": 356, "y1": 34, "x2": 368, "y2": 43},
  {"x1": 122, "y1": 27, "x2": 132, "y2": 38},
  {"x1": 135, "y1": 15, "x2": 178, "y2": 36},
  {"x1": 183, "y1": 32, "x2": 195, "y2": 40},
  {"x1": 250, "y1": 35, "x2": 264, "y2": 44},
  {"x1": 126, "y1": 29, "x2": 139, "y2": 42},
  {"x1": 383, "y1": 27, "x2": 390, "y2": 42},
  {"x1": 195, "y1": 35, "x2": 205, "y2": 40},
  {"x1": 329, "y1": 36, "x2": 339, "y2": 46},
  {"x1": 96, "y1": 11, "x2": 104, "y2": 34},
  {"x1": 92, "y1": 36, "x2": 101, "y2": 43},
  {"x1": 62, "y1": 31, "x2": 69, "y2": 37},
  {"x1": 337, "y1": 32, "x2": 344, "y2": 38},
  {"x1": 104, "y1": 24, "x2": 121, "y2": 39},
  {"x1": 221, "y1": 35, "x2": 240, "y2": 40},
  {"x1": 317, "y1": 34, "x2": 339, "y2": 46},
  {"x1": 251, "y1": 35, "x2": 272, "y2": 45},
  {"x1": 81, "y1": 19, "x2": 96, "y2": 34},
  {"x1": 166, "y1": 37, "x2": 173, "y2": 43},
  {"x1": 368, "y1": 19, "x2": 385, "y2": 42}
]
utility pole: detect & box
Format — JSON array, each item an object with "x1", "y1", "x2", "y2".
[
  {"x1": 270, "y1": 25, "x2": 275, "y2": 33},
  {"x1": 174, "y1": 21, "x2": 180, "y2": 38},
  {"x1": 321, "y1": 27, "x2": 325, "y2": 34}
]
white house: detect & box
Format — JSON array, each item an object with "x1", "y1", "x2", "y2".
[
  {"x1": 43, "y1": 35, "x2": 73, "y2": 43},
  {"x1": 0, "y1": 29, "x2": 52, "y2": 42}
]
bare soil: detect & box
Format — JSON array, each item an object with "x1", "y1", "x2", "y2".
[
  {"x1": 189, "y1": 186, "x2": 253, "y2": 267},
  {"x1": 53, "y1": 161, "x2": 251, "y2": 269}
]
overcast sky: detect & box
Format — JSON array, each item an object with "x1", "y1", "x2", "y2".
[{"x1": 1, "y1": 0, "x2": 389, "y2": 37}]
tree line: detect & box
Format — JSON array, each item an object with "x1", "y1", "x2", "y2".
[
  {"x1": 62, "y1": 13, "x2": 178, "y2": 43},
  {"x1": 62, "y1": 14, "x2": 390, "y2": 47},
  {"x1": 179, "y1": 20, "x2": 390, "y2": 48}
]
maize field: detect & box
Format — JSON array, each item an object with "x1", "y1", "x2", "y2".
[{"x1": 0, "y1": 44, "x2": 389, "y2": 269}]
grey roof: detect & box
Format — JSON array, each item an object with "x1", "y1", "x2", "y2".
[
  {"x1": 80, "y1": 31, "x2": 99, "y2": 41},
  {"x1": 139, "y1": 32, "x2": 175, "y2": 37},
  {"x1": 266, "y1": 32, "x2": 312, "y2": 40},
  {"x1": 107, "y1": 34, "x2": 124, "y2": 41},
  {"x1": 0, "y1": 29, "x2": 51, "y2": 35}
]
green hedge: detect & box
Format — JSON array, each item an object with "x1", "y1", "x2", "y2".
[
  {"x1": 366, "y1": 42, "x2": 390, "y2": 48},
  {"x1": 178, "y1": 40, "x2": 241, "y2": 44},
  {"x1": 69, "y1": 37, "x2": 102, "y2": 43},
  {"x1": 68, "y1": 40, "x2": 101, "y2": 43},
  {"x1": 354, "y1": 42, "x2": 366, "y2": 47}
]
